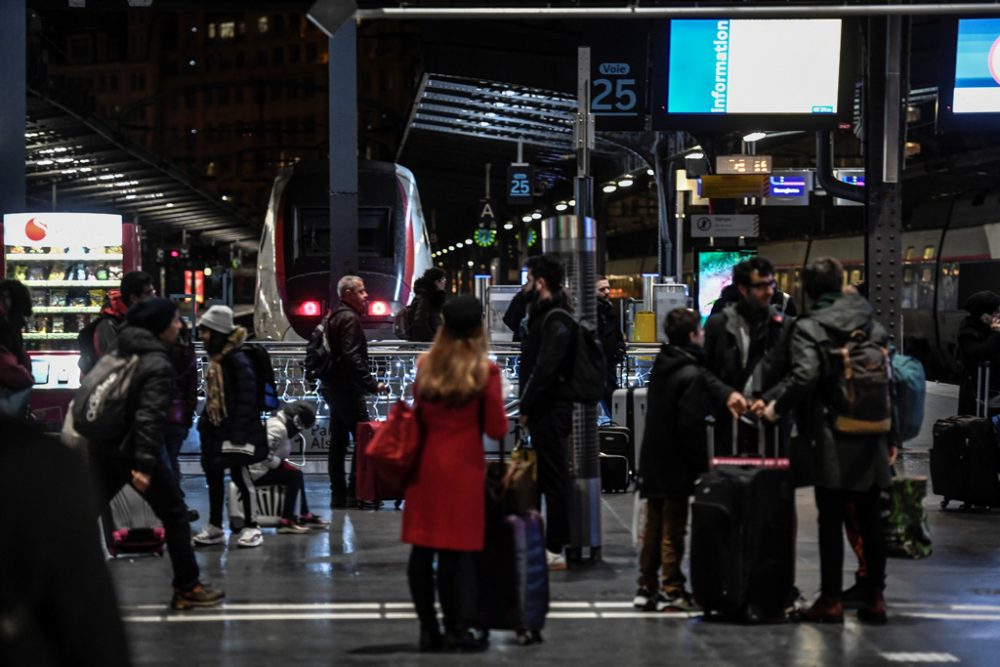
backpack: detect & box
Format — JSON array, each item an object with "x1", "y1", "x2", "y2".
[
  {"x1": 242, "y1": 344, "x2": 280, "y2": 413},
  {"x1": 393, "y1": 303, "x2": 416, "y2": 340},
  {"x1": 77, "y1": 315, "x2": 118, "y2": 375},
  {"x1": 71, "y1": 352, "x2": 142, "y2": 447},
  {"x1": 304, "y1": 321, "x2": 334, "y2": 382},
  {"x1": 892, "y1": 352, "x2": 926, "y2": 442},
  {"x1": 541, "y1": 308, "x2": 605, "y2": 405},
  {"x1": 823, "y1": 323, "x2": 893, "y2": 435}
]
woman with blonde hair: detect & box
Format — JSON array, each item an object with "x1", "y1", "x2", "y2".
[{"x1": 402, "y1": 295, "x2": 508, "y2": 651}]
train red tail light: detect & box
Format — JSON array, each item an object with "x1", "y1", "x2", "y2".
[
  {"x1": 292, "y1": 300, "x2": 322, "y2": 317},
  {"x1": 368, "y1": 300, "x2": 389, "y2": 317}
]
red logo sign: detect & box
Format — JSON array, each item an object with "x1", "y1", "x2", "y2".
[{"x1": 24, "y1": 218, "x2": 48, "y2": 242}]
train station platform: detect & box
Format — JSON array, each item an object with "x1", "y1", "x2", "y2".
[{"x1": 109, "y1": 380, "x2": 1000, "y2": 666}]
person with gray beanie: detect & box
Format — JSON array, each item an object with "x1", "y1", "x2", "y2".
[
  {"x1": 86, "y1": 297, "x2": 225, "y2": 610},
  {"x1": 248, "y1": 401, "x2": 330, "y2": 533}
]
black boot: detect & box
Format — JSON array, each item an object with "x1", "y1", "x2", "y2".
[
  {"x1": 419, "y1": 624, "x2": 444, "y2": 652},
  {"x1": 841, "y1": 575, "x2": 870, "y2": 610}
]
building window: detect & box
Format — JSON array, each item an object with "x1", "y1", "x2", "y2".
[
  {"x1": 256, "y1": 50, "x2": 267, "y2": 66},
  {"x1": 207, "y1": 23, "x2": 216, "y2": 39},
  {"x1": 272, "y1": 47, "x2": 284, "y2": 65},
  {"x1": 109, "y1": 74, "x2": 118, "y2": 92},
  {"x1": 288, "y1": 45, "x2": 300, "y2": 64},
  {"x1": 270, "y1": 83, "x2": 282, "y2": 101},
  {"x1": 306, "y1": 43, "x2": 317, "y2": 62},
  {"x1": 206, "y1": 162, "x2": 218, "y2": 177},
  {"x1": 257, "y1": 16, "x2": 269, "y2": 34},
  {"x1": 219, "y1": 21, "x2": 236, "y2": 39},
  {"x1": 219, "y1": 87, "x2": 229, "y2": 105},
  {"x1": 236, "y1": 51, "x2": 245, "y2": 67}
]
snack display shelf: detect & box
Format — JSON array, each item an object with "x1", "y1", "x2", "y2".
[
  {"x1": 32, "y1": 306, "x2": 103, "y2": 314},
  {"x1": 10, "y1": 253, "x2": 123, "y2": 262},
  {"x1": 22, "y1": 280, "x2": 119, "y2": 288},
  {"x1": 23, "y1": 333, "x2": 80, "y2": 340}
]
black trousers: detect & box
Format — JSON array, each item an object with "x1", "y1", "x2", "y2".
[
  {"x1": 815, "y1": 485, "x2": 886, "y2": 599},
  {"x1": 254, "y1": 466, "x2": 308, "y2": 519},
  {"x1": 321, "y1": 387, "x2": 370, "y2": 501},
  {"x1": 204, "y1": 461, "x2": 256, "y2": 529},
  {"x1": 528, "y1": 403, "x2": 573, "y2": 554},
  {"x1": 90, "y1": 456, "x2": 200, "y2": 591},
  {"x1": 407, "y1": 546, "x2": 478, "y2": 634}
]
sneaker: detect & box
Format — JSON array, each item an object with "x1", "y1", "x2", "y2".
[
  {"x1": 192, "y1": 524, "x2": 225, "y2": 546},
  {"x1": 171, "y1": 583, "x2": 225, "y2": 610},
  {"x1": 278, "y1": 519, "x2": 310, "y2": 535},
  {"x1": 297, "y1": 512, "x2": 330, "y2": 528},
  {"x1": 546, "y1": 550, "x2": 568, "y2": 571},
  {"x1": 236, "y1": 526, "x2": 263, "y2": 548},
  {"x1": 633, "y1": 587, "x2": 653, "y2": 609},
  {"x1": 656, "y1": 591, "x2": 699, "y2": 612}
]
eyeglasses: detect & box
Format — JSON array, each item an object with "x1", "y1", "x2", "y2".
[{"x1": 749, "y1": 280, "x2": 776, "y2": 290}]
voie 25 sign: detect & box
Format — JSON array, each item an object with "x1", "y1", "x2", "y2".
[{"x1": 590, "y1": 29, "x2": 647, "y2": 130}]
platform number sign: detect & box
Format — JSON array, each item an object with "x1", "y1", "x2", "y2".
[
  {"x1": 507, "y1": 164, "x2": 534, "y2": 205},
  {"x1": 590, "y1": 30, "x2": 648, "y2": 131}
]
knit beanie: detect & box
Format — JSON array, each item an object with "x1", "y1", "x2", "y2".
[{"x1": 126, "y1": 298, "x2": 178, "y2": 336}]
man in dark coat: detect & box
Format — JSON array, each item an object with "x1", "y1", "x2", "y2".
[
  {"x1": 321, "y1": 275, "x2": 387, "y2": 507},
  {"x1": 407, "y1": 268, "x2": 447, "y2": 342},
  {"x1": 763, "y1": 257, "x2": 893, "y2": 625},
  {"x1": 518, "y1": 254, "x2": 575, "y2": 571},
  {"x1": 596, "y1": 276, "x2": 626, "y2": 415},
  {"x1": 956, "y1": 290, "x2": 1000, "y2": 416},
  {"x1": 81, "y1": 271, "x2": 156, "y2": 374},
  {"x1": 87, "y1": 298, "x2": 224, "y2": 609},
  {"x1": 702, "y1": 256, "x2": 792, "y2": 455},
  {"x1": 634, "y1": 308, "x2": 708, "y2": 613}
]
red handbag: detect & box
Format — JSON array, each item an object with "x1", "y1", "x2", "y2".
[{"x1": 363, "y1": 400, "x2": 422, "y2": 499}]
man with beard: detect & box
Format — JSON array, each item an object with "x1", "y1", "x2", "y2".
[{"x1": 702, "y1": 257, "x2": 792, "y2": 455}]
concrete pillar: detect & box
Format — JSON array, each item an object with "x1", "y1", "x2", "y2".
[
  {"x1": 327, "y1": 20, "x2": 358, "y2": 305},
  {"x1": 0, "y1": 1, "x2": 26, "y2": 215}
]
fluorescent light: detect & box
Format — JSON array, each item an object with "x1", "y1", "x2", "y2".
[
  {"x1": 464, "y1": 238, "x2": 473, "y2": 245},
  {"x1": 743, "y1": 132, "x2": 767, "y2": 143},
  {"x1": 448, "y1": 245, "x2": 455, "y2": 251},
  {"x1": 646, "y1": 168, "x2": 655, "y2": 176},
  {"x1": 617, "y1": 176, "x2": 634, "y2": 188},
  {"x1": 531, "y1": 212, "x2": 542, "y2": 220},
  {"x1": 685, "y1": 151, "x2": 704, "y2": 160},
  {"x1": 555, "y1": 202, "x2": 568, "y2": 211},
  {"x1": 467, "y1": 261, "x2": 475, "y2": 267},
  {"x1": 568, "y1": 199, "x2": 576, "y2": 206},
  {"x1": 456, "y1": 242, "x2": 464, "y2": 248},
  {"x1": 522, "y1": 215, "x2": 533, "y2": 223},
  {"x1": 503, "y1": 222, "x2": 514, "y2": 230},
  {"x1": 602, "y1": 183, "x2": 618, "y2": 194}
]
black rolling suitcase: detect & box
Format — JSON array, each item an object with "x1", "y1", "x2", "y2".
[
  {"x1": 103, "y1": 485, "x2": 166, "y2": 557},
  {"x1": 930, "y1": 363, "x2": 1000, "y2": 510},
  {"x1": 691, "y1": 415, "x2": 795, "y2": 622},
  {"x1": 599, "y1": 453, "x2": 630, "y2": 493}
]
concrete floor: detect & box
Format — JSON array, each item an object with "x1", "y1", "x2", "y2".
[{"x1": 109, "y1": 382, "x2": 1000, "y2": 666}]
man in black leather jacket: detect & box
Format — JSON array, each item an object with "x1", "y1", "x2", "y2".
[
  {"x1": 519, "y1": 254, "x2": 574, "y2": 570},
  {"x1": 596, "y1": 276, "x2": 626, "y2": 415},
  {"x1": 87, "y1": 298, "x2": 224, "y2": 609},
  {"x1": 321, "y1": 275, "x2": 387, "y2": 507}
]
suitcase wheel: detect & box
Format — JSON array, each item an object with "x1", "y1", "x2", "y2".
[{"x1": 744, "y1": 604, "x2": 764, "y2": 624}]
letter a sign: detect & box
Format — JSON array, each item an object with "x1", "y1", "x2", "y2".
[{"x1": 479, "y1": 200, "x2": 496, "y2": 225}]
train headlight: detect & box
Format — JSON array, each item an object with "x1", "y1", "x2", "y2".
[
  {"x1": 369, "y1": 300, "x2": 390, "y2": 317},
  {"x1": 292, "y1": 300, "x2": 322, "y2": 317}
]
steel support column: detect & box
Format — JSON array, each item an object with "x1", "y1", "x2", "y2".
[
  {"x1": 328, "y1": 20, "x2": 358, "y2": 305},
  {"x1": 864, "y1": 16, "x2": 905, "y2": 342},
  {"x1": 0, "y1": 1, "x2": 26, "y2": 214}
]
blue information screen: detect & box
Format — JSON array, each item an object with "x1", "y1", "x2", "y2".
[
  {"x1": 667, "y1": 19, "x2": 842, "y2": 115},
  {"x1": 952, "y1": 18, "x2": 1000, "y2": 114}
]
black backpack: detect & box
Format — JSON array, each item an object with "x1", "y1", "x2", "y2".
[
  {"x1": 393, "y1": 303, "x2": 416, "y2": 340},
  {"x1": 304, "y1": 321, "x2": 334, "y2": 382},
  {"x1": 71, "y1": 352, "x2": 142, "y2": 449},
  {"x1": 541, "y1": 308, "x2": 605, "y2": 405},
  {"x1": 242, "y1": 344, "x2": 280, "y2": 413},
  {"x1": 77, "y1": 315, "x2": 118, "y2": 375},
  {"x1": 823, "y1": 322, "x2": 893, "y2": 435}
]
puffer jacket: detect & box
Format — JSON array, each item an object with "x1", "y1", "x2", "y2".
[
  {"x1": 519, "y1": 293, "x2": 575, "y2": 416},
  {"x1": 249, "y1": 412, "x2": 295, "y2": 480},
  {"x1": 408, "y1": 277, "x2": 446, "y2": 342},
  {"x1": 596, "y1": 298, "x2": 626, "y2": 374},
  {"x1": 92, "y1": 325, "x2": 174, "y2": 474},
  {"x1": 324, "y1": 302, "x2": 379, "y2": 394},
  {"x1": 767, "y1": 292, "x2": 892, "y2": 492},
  {"x1": 957, "y1": 318, "x2": 1000, "y2": 416},
  {"x1": 197, "y1": 343, "x2": 266, "y2": 464},
  {"x1": 638, "y1": 344, "x2": 709, "y2": 499},
  {"x1": 166, "y1": 331, "x2": 197, "y2": 427}
]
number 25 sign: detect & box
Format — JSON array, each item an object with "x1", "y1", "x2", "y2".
[{"x1": 589, "y1": 32, "x2": 647, "y2": 131}]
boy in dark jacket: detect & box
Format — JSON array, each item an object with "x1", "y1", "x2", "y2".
[{"x1": 634, "y1": 308, "x2": 708, "y2": 612}]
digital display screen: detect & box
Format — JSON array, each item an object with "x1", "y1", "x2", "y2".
[
  {"x1": 666, "y1": 19, "x2": 842, "y2": 115},
  {"x1": 951, "y1": 18, "x2": 1000, "y2": 114},
  {"x1": 696, "y1": 249, "x2": 756, "y2": 323}
]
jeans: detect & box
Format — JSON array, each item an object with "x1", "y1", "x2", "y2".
[
  {"x1": 528, "y1": 403, "x2": 573, "y2": 554},
  {"x1": 89, "y1": 456, "x2": 200, "y2": 591},
  {"x1": 204, "y1": 462, "x2": 256, "y2": 529},
  {"x1": 407, "y1": 547, "x2": 478, "y2": 634},
  {"x1": 254, "y1": 465, "x2": 309, "y2": 519},
  {"x1": 321, "y1": 387, "x2": 370, "y2": 502},
  {"x1": 638, "y1": 496, "x2": 690, "y2": 595},
  {"x1": 815, "y1": 485, "x2": 886, "y2": 599}
]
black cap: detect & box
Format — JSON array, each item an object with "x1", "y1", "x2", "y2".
[
  {"x1": 442, "y1": 295, "x2": 483, "y2": 339},
  {"x1": 127, "y1": 297, "x2": 178, "y2": 336}
]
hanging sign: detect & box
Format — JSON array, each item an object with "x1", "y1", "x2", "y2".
[{"x1": 691, "y1": 214, "x2": 759, "y2": 238}]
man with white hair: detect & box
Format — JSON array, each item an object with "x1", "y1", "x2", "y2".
[{"x1": 320, "y1": 276, "x2": 386, "y2": 508}]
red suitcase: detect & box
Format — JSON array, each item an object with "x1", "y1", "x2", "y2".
[{"x1": 354, "y1": 421, "x2": 396, "y2": 505}]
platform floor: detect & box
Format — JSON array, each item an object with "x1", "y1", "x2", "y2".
[{"x1": 110, "y1": 382, "x2": 1000, "y2": 666}]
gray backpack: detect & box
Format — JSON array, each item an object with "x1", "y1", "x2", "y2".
[{"x1": 71, "y1": 352, "x2": 142, "y2": 448}]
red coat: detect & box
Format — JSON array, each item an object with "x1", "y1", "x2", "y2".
[{"x1": 402, "y1": 363, "x2": 508, "y2": 551}]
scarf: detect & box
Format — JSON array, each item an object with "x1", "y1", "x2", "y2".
[{"x1": 204, "y1": 326, "x2": 248, "y2": 426}]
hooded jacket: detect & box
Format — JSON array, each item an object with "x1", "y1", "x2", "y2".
[
  {"x1": 638, "y1": 344, "x2": 709, "y2": 498},
  {"x1": 519, "y1": 292, "x2": 575, "y2": 416},
  {"x1": 324, "y1": 302, "x2": 379, "y2": 394},
  {"x1": 408, "y1": 277, "x2": 446, "y2": 342},
  {"x1": 767, "y1": 292, "x2": 892, "y2": 492},
  {"x1": 92, "y1": 325, "x2": 173, "y2": 474},
  {"x1": 957, "y1": 290, "x2": 1000, "y2": 416},
  {"x1": 93, "y1": 290, "x2": 129, "y2": 359}
]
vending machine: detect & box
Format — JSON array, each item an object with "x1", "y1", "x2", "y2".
[{"x1": 1, "y1": 212, "x2": 141, "y2": 421}]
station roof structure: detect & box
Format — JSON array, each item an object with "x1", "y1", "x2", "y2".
[{"x1": 25, "y1": 91, "x2": 258, "y2": 245}]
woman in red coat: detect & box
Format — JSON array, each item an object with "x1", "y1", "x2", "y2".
[{"x1": 403, "y1": 295, "x2": 508, "y2": 651}]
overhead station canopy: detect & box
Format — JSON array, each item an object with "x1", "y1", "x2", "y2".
[{"x1": 25, "y1": 92, "x2": 258, "y2": 244}]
